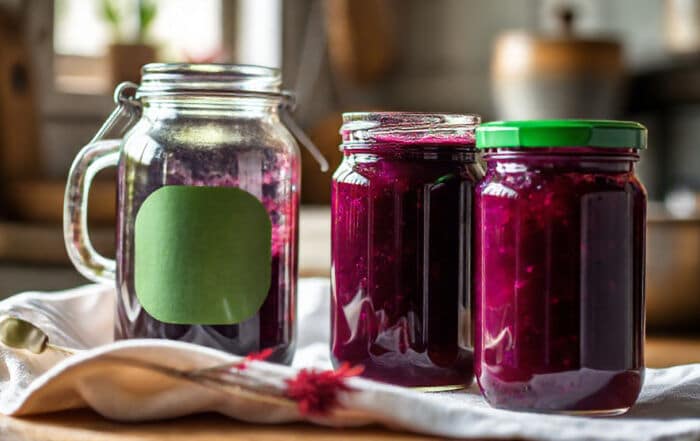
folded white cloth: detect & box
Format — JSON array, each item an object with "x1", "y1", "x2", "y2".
[{"x1": 1, "y1": 279, "x2": 699, "y2": 441}]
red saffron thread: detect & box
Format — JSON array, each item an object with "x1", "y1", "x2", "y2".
[
  {"x1": 285, "y1": 363, "x2": 365, "y2": 416},
  {"x1": 234, "y1": 348, "x2": 274, "y2": 371}
]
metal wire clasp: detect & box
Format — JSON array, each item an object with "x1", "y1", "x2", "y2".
[
  {"x1": 90, "y1": 81, "x2": 142, "y2": 144},
  {"x1": 279, "y1": 90, "x2": 329, "y2": 172}
]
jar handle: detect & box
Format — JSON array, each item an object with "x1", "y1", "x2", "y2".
[
  {"x1": 63, "y1": 82, "x2": 141, "y2": 283},
  {"x1": 63, "y1": 140, "x2": 121, "y2": 283}
]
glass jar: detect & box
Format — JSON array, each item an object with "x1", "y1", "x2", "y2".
[
  {"x1": 331, "y1": 112, "x2": 483, "y2": 389},
  {"x1": 64, "y1": 64, "x2": 307, "y2": 364},
  {"x1": 474, "y1": 120, "x2": 647, "y2": 414}
]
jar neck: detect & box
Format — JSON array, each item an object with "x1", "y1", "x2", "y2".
[
  {"x1": 344, "y1": 145, "x2": 477, "y2": 162},
  {"x1": 136, "y1": 63, "x2": 286, "y2": 120},
  {"x1": 141, "y1": 95, "x2": 282, "y2": 120},
  {"x1": 483, "y1": 148, "x2": 640, "y2": 173}
]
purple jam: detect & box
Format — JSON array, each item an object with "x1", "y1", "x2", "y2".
[
  {"x1": 474, "y1": 148, "x2": 646, "y2": 413},
  {"x1": 115, "y1": 141, "x2": 298, "y2": 364},
  {"x1": 331, "y1": 128, "x2": 482, "y2": 388}
]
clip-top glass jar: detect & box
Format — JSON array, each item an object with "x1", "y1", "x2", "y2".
[
  {"x1": 64, "y1": 64, "x2": 311, "y2": 364},
  {"x1": 474, "y1": 120, "x2": 647, "y2": 414},
  {"x1": 331, "y1": 112, "x2": 483, "y2": 389}
]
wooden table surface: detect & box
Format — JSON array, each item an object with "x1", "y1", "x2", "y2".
[{"x1": 1, "y1": 336, "x2": 699, "y2": 441}]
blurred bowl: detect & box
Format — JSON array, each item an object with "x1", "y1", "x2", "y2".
[
  {"x1": 491, "y1": 6, "x2": 625, "y2": 121},
  {"x1": 491, "y1": 30, "x2": 624, "y2": 120},
  {"x1": 646, "y1": 203, "x2": 700, "y2": 330}
]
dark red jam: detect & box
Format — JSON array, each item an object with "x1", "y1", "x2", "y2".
[
  {"x1": 474, "y1": 148, "x2": 646, "y2": 413},
  {"x1": 115, "y1": 142, "x2": 298, "y2": 365},
  {"x1": 331, "y1": 113, "x2": 482, "y2": 388}
]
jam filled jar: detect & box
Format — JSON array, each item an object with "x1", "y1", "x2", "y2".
[
  {"x1": 64, "y1": 64, "x2": 308, "y2": 364},
  {"x1": 474, "y1": 120, "x2": 647, "y2": 414},
  {"x1": 331, "y1": 112, "x2": 483, "y2": 389}
]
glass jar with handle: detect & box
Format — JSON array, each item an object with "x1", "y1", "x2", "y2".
[{"x1": 64, "y1": 63, "x2": 326, "y2": 364}]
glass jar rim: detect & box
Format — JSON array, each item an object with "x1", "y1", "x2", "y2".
[
  {"x1": 136, "y1": 63, "x2": 288, "y2": 100},
  {"x1": 340, "y1": 112, "x2": 480, "y2": 148}
]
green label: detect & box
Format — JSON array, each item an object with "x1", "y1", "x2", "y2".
[{"x1": 134, "y1": 186, "x2": 272, "y2": 325}]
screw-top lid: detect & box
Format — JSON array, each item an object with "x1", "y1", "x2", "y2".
[
  {"x1": 476, "y1": 120, "x2": 647, "y2": 149},
  {"x1": 340, "y1": 112, "x2": 479, "y2": 147}
]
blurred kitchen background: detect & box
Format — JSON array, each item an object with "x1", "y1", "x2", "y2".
[{"x1": 0, "y1": 0, "x2": 698, "y2": 332}]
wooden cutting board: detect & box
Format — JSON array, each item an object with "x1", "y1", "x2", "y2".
[{"x1": 0, "y1": 411, "x2": 440, "y2": 441}]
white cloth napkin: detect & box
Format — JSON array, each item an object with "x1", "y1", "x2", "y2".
[{"x1": 1, "y1": 279, "x2": 700, "y2": 441}]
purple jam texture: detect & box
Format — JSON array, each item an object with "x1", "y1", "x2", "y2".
[
  {"x1": 115, "y1": 143, "x2": 298, "y2": 364},
  {"x1": 331, "y1": 142, "x2": 482, "y2": 388},
  {"x1": 474, "y1": 148, "x2": 646, "y2": 413}
]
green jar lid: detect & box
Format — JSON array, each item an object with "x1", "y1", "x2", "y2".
[{"x1": 476, "y1": 120, "x2": 647, "y2": 149}]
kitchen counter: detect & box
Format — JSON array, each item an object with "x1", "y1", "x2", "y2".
[{"x1": 1, "y1": 336, "x2": 698, "y2": 441}]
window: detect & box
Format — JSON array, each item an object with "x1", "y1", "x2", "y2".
[
  {"x1": 235, "y1": 0, "x2": 282, "y2": 68},
  {"x1": 53, "y1": 0, "x2": 224, "y2": 94}
]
